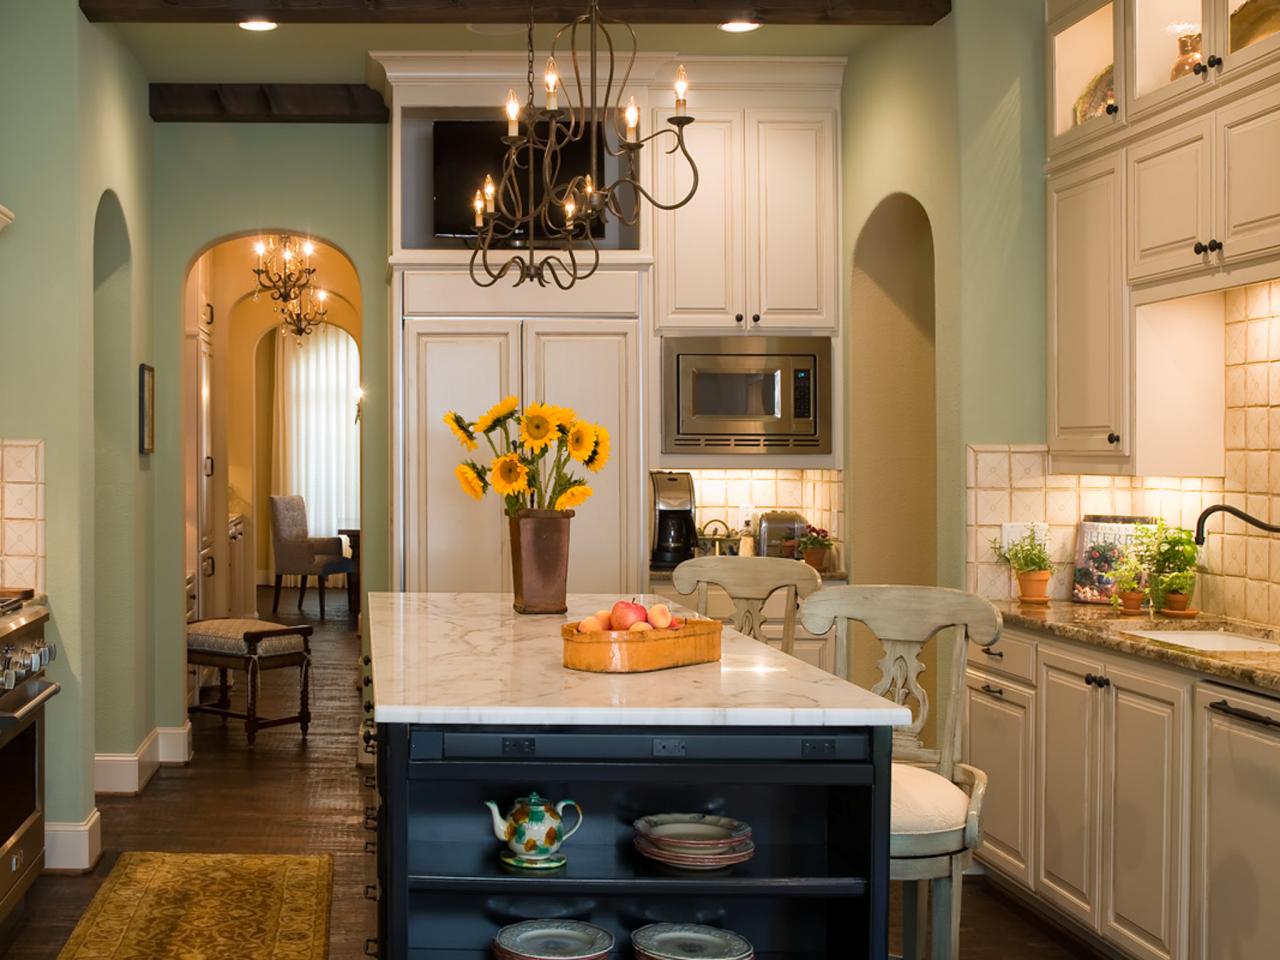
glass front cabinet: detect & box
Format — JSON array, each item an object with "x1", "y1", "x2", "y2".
[{"x1": 1049, "y1": 0, "x2": 1124, "y2": 153}]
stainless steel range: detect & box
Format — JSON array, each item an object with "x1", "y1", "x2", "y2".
[{"x1": 0, "y1": 607, "x2": 58, "y2": 945}]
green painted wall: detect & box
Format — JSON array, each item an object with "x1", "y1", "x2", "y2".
[{"x1": 149, "y1": 123, "x2": 388, "y2": 731}]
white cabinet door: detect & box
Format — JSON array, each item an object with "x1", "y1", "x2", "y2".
[
  {"x1": 1047, "y1": 153, "x2": 1128, "y2": 458},
  {"x1": 1127, "y1": 115, "x2": 1214, "y2": 280},
  {"x1": 1217, "y1": 84, "x2": 1280, "y2": 263},
  {"x1": 1100, "y1": 662, "x2": 1190, "y2": 960},
  {"x1": 403, "y1": 319, "x2": 521, "y2": 593},
  {"x1": 746, "y1": 109, "x2": 838, "y2": 330},
  {"x1": 1036, "y1": 642, "x2": 1106, "y2": 928},
  {"x1": 1191, "y1": 684, "x2": 1280, "y2": 960},
  {"x1": 197, "y1": 334, "x2": 214, "y2": 553},
  {"x1": 523, "y1": 320, "x2": 641, "y2": 594},
  {"x1": 965, "y1": 669, "x2": 1036, "y2": 889},
  {"x1": 656, "y1": 111, "x2": 746, "y2": 329}
]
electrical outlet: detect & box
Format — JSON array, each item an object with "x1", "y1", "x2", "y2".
[
  {"x1": 652, "y1": 737, "x2": 687, "y2": 757},
  {"x1": 501, "y1": 737, "x2": 535, "y2": 757},
  {"x1": 801, "y1": 738, "x2": 836, "y2": 758}
]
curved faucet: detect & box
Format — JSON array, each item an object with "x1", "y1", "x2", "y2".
[{"x1": 1194, "y1": 504, "x2": 1280, "y2": 545}]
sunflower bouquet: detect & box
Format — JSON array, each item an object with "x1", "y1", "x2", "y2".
[{"x1": 445, "y1": 396, "x2": 610, "y2": 519}]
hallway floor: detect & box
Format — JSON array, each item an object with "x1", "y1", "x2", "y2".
[{"x1": 2, "y1": 588, "x2": 1102, "y2": 959}]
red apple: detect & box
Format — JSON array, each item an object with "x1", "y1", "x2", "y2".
[
  {"x1": 628, "y1": 621, "x2": 654, "y2": 632},
  {"x1": 647, "y1": 603, "x2": 674, "y2": 630},
  {"x1": 609, "y1": 599, "x2": 648, "y2": 631}
]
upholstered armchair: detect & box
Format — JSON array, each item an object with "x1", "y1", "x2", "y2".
[{"x1": 269, "y1": 495, "x2": 356, "y2": 618}]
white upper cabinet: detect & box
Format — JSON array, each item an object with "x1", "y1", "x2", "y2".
[
  {"x1": 1127, "y1": 0, "x2": 1218, "y2": 117},
  {"x1": 1127, "y1": 114, "x2": 1214, "y2": 279},
  {"x1": 1215, "y1": 0, "x2": 1280, "y2": 78},
  {"x1": 1216, "y1": 82, "x2": 1280, "y2": 261},
  {"x1": 1049, "y1": 0, "x2": 1125, "y2": 154}
]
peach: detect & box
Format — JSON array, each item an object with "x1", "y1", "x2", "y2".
[
  {"x1": 577, "y1": 615, "x2": 606, "y2": 633},
  {"x1": 669, "y1": 616, "x2": 685, "y2": 630},
  {"x1": 628, "y1": 621, "x2": 654, "y2": 632},
  {"x1": 594, "y1": 609, "x2": 613, "y2": 625},
  {"x1": 647, "y1": 603, "x2": 674, "y2": 630}
]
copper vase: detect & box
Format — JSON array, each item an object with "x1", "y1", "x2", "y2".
[
  {"x1": 509, "y1": 509, "x2": 574, "y2": 614},
  {"x1": 1170, "y1": 32, "x2": 1204, "y2": 81}
]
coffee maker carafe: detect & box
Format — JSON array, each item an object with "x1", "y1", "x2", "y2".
[{"x1": 650, "y1": 471, "x2": 697, "y2": 570}]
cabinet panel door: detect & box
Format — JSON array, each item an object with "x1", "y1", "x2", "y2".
[
  {"x1": 1217, "y1": 84, "x2": 1280, "y2": 262},
  {"x1": 656, "y1": 111, "x2": 745, "y2": 329},
  {"x1": 965, "y1": 669, "x2": 1036, "y2": 889},
  {"x1": 1100, "y1": 662, "x2": 1189, "y2": 960},
  {"x1": 746, "y1": 109, "x2": 837, "y2": 330},
  {"x1": 1191, "y1": 684, "x2": 1280, "y2": 960},
  {"x1": 1047, "y1": 154, "x2": 1128, "y2": 457},
  {"x1": 1127, "y1": 115, "x2": 1214, "y2": 280},
  {"x1": 524, "y1": 320, "x2": 640, "y2": 594},
  {"x1": 197, "y1": 335, "x2": 214, "y2": 552},
  {"x1": 1036, "y1": 643, "x2": 1105, "y2": 927},
  {"x1": 403, "y1": 319, "x2": 521, "y2": 593}
]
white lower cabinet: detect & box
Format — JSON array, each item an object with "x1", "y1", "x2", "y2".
[
  {"x1": 963, "y1": 668, "x2": 1035, "y2": 889},
  {"x1": 1191, "y1": 683, "x2": 1280, "y2": 960}
]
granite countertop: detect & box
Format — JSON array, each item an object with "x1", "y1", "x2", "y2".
[
  {"x1": 368, "y1": 592, "x2": 910, "y2": 727},
  {"x1": 996, "y1": 601, "x2": 1280, "y2": 695},
  {"x1": 649, "y1": 567, "x2": 849, "y2": 584}
]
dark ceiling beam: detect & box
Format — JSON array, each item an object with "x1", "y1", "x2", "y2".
[
  {"x1": 149, "y1": 83, "x2": 389, "y2": 122},
  {"x1": 82, "y1": 0, "x2": 950, "y2": 26}
]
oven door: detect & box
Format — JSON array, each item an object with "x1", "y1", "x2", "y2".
[{"x1": 1, "y1": 678, "x2": 57, "y2": 917}]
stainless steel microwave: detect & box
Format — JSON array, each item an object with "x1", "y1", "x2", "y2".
[{"x1": 662, "y1": 335, "x2": 832, "y2": 454}]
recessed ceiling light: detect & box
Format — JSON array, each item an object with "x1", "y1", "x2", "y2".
[
  {"x1": 718, "y1": 20, "x2": 762, "y2": 33},
  {"x1": 238, "y1": 19, "x2": 278, "y2": 32}
]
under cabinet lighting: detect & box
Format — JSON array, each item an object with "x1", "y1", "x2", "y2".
[
  {"x1": 239, "y1": 20, "x2": 278, "y2": 32},
  {"x1": 718, "y1": 20, "x2": 761, "y2": 33}
]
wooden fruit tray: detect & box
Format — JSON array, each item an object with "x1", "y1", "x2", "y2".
[{"x1": 562, "y1": 617, "x2": 723, "y2": 673}]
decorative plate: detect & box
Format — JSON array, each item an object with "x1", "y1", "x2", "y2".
[
  {"x1": 494, "y1": 919, "x2": 614, "y2": 960},
  {"x1": 633, "y1": 814, "x2": 752, "y2": 851},
  {"x1": 634, "y1": 837, "x2": 756, "y2": 871},
  {"x1": 631, "y1": 923, "x2": 754, "y2": 960}
]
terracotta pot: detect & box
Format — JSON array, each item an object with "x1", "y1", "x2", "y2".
[
  {"x1": 509, "y1": 509, "x2": 575, "y2": 614},
  {"x1": 802, "y1": 547, "x2": 828, "y2": 571},
  {"x1": 1162, "y1": 592, "x2": 1190, "y2": 612},
  {"x1": 1016, "y1": 569, "x2": 1051, "y2": 602},
  {"x1": 1117, "y1": 590, "x2": 1146, "y2": 614}
]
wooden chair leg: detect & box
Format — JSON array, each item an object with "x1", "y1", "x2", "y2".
[
  {"x1": 929, "y1": 857, "x2": 963, "y2": 960},
  {"x1": 297, "y1": 575, "x2": 308, "y2": 611},
  {"x1": 318, "y1": 576, "x2": 327, "y2": 619},
  {"x1": 902, "y1": 879, "x2": 928, "y2": 960},
  {"x1": 245, "y1": 660, "x2": 260, "y2": 747},
  {"x1": 299, "y1": 660, "x2": 311, "y2": 737},
  {"x1": 217, "y1": 667, "x2": 230, "y2": 715},
  {"x1": 272, "y1": 574, "x2": 283, "y2": 613}
]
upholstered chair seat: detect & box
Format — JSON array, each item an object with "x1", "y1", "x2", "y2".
[
  {"x1": 890, "y1": 762, "x2": 971, "y2": 858},
  {"x1": 269, "y1": 494, "x2": 356, "y2": 618}
]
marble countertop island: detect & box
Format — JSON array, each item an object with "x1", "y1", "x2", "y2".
[{"x1": 369, "y1": 592, "x2": 910, "y2": 727}]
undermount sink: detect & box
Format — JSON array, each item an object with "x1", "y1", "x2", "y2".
[{"x1": 1128, "y1": 630, "x2": 1280, "y2": 653}]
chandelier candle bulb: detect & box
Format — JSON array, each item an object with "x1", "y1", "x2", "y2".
[
  {"x1": 674, "y1": 64, "x2": 689, "y2": 115},
  {"x1": 624, "y1": 96, "x2": 640, "y2": 141},
  {"x1": 483, "y1": 174, "x2": 496, "y2": 213},
  {"x1": 505, "y1": 88, "x2": 521, "y2": 137},
  {"x1": 473, "y1": 189, "x2": 485, "y2": 228},
  {"x1": 564, "y1": 197, "x2": 576, "y2": 224},
  {"x1": 545, "y1": 56, "x2": 560, "y2": 110}
]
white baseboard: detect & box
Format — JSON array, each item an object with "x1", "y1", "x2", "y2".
[
  {"x1": 94, "y1": 728, "x2": 160, "y2": 795},
  {"x1": 45, "y1": 809, "x2": 102, "y2": 872},
  {"x1": 157, "y1": 721, "x2": 193, "y2": 764}
]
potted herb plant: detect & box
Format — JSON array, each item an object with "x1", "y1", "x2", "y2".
[
  {"x1": 1134, "y1": 520, "x2": 1200, "y2": 617},
  {"x1": 797, "y1": 525, "x2": 833, "y2": 571},
  {"x1": 1108, "y1": 553, "x2": 1146, "y2": 615},
  {"x1": 991, "y1": 528, "x2": 1053, "y2": 604}
]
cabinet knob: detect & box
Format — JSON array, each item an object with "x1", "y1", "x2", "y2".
[
  {"x1": 735, "y1": 313, "x2": 744, "y2": 324},
  {"x1": 1208, "y1": 239, "x2": 1223, "y2": 253},
  {"x1": 1084, "y1": 673, "x2": 1097, "y2": 687},
  {"x1": 981, "y1": 683, "x2": 1005, "y2": 697},
  {"x1": 751, "y1": 314, "x2": 761, "y2": 324},
  {"x1": 1104, "y1": 102, "x2": 1119, "y2": 115},
  {"x1": 1194, "y1": 241, "x2": 1209, "y2": 255},
  {"x1": 1193, "y1": 61, "x2": 1208, "y2": 75},
  {"x1": 1096, "y1": 675, "x2": 1111, "y2": 688},
  {"x1": 1207, "y1": 54, "x2": 1223, "y2": 68},
  {"x1": 1107, "y1": 432, "x2": 1121, "y2": 445}
]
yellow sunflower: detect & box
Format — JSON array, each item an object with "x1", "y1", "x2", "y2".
[
  {"x1": 490, "y1": 453, "x2": 530, "y2": 496},
  {"x1": 555, "y1": 484, "x2": 593, "y2": 511},
  {"x1": 549, "y1": 405, "x2": 577, "y2": 435},
  {"x1": 519, "y1": 402, "x2": 560, "y2": 453},
  {"x1": 584, "y1": 423, "x2": 610, "y2": 473},
  {"x1": 455, "y1": 462, "x2": 486, "y2": 501},
  {"x1": 443, "y1": 410, "x2": 477, "y2": 451},
  {"x1": 566, "y1": 421, "x2": 597, "y2": 463},
  {"x1": 475, "y1": 395, "x2": 519, "y2": 433}
]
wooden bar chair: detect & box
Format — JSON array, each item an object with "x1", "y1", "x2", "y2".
[
  {"x1": 187, "y1": 619, "x2": 313, "y2": 747},
  {"x1": 801, "y1": 585, "x2": 1002, "y2": 960},
  {"x1": 671, "y1": 556, "x2": 821, "y2": 655}
]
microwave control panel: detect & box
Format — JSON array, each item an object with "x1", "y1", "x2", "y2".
[{"x1": 793, "y1": 367, "x2": 813, "y2": 420}]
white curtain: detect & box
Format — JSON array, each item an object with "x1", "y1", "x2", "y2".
[{"x1": 272, "y1": 323, "x2": 361, "y2": 578}]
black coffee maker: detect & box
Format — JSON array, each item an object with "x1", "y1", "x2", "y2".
[{"x1": 650, "y1": 471, "x2": 697, "y2": 570}]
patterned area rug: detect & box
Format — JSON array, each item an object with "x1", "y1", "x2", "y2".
[{"x1": 57, "y1": 851, "x2": 332, "y2": 959}]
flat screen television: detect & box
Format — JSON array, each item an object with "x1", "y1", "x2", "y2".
[{"x1": 432, "y1": 119, "x2": 607, "y2": 240}]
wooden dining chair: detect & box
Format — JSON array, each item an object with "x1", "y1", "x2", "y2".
[
  {"x1": 801, "y1": 585, "x2": 1002, "y2": 960},
  {"x1": 671, "y1": 556, "x2": 821, "y2": 655}
]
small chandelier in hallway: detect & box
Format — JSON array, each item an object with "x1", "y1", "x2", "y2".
[
  {"x1": 252, "y1": 233, "x2": 316, "y2": 305},
  {"x1": 279, "y1": 287, "x2": 328, "y2": 343}
]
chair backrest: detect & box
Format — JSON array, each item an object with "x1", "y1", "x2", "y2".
[
  {"x1": 800, "y1": 584, "x2": 1002, "y2": 779},
  {"x1": 671, "y1": 556, "x2": 822, "y2": 653},
  {"x1": 270, "y1": 495, "x2": 309, "y2": 548}
]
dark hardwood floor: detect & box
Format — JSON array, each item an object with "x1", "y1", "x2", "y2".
[{"x1": 2, "y1": 587, "x2": 1102, "y2": 959}]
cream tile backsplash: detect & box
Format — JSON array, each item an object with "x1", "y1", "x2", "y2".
[
  {"x1": 687, "y1": 468, "x2": 843, "y2": 562},
  {"x1": 0, "y1": 439, "x2": 45, "y2": 593}
]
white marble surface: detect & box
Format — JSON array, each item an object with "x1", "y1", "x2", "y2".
[{"x1": 369, "y1": 593, "x2": 911, "y2": 727}]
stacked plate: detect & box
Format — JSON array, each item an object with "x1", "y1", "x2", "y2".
[
  {"x1": 492, "y1": 920, "x2": 614, "y2": 960},
  {"x1": 632, "y1": 923, "x2": 754, "y2": 960},
  {"x1": 632, "y1": 814, "x2": 755, "y2": 870}
]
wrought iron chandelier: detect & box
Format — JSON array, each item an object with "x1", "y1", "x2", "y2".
[
  {"x1": 278, "y1": 286, "x2": 329, "y2": 343},
  {"x1": 252, "y1": 233, "x2": 316, "y2": 305},
  {"x1": 469, "y1": 0, "x2": 699, "y2": 290}
]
